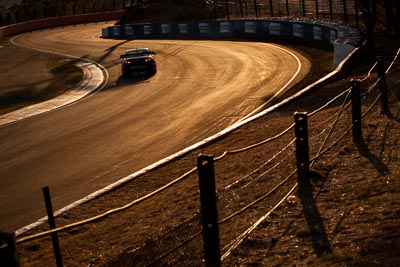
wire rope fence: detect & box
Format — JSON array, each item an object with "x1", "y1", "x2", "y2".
[
  {"x1": 212, "y1": 0, "x2": 399, "y2": 31},
  {"x1": 1, "y1": 48, "x2": 398, "y2": 266}
]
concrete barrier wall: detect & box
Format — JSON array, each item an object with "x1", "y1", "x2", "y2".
[
  {"x1": 102, "y1": 19, "x2": 363, "y2": 68},
  {"x1": 0, "y1": 10, "x2": 125, "y2": 39},
  {"x1": 103, "y1": 20, "x2": 339, "y2": 43},
  {"x1": 0, "y1": 13, "x2": 363, "y2": 69}
]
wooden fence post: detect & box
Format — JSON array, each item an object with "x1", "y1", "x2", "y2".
[
  {"x1": 42, "y1": 186, "x2": 63, "y2": 267},
  {"x1": 197, "y1": 155, "x2": 221, "y2": 267},
  {"x1": 294, "y1": 112, "x2": 311, "y2": 191},
  {"x1": 0, "y1": 232, "x2": 19, "y2": 267},
  {"x1": 377, "y1": 56, "x2": 389, "y2": 114},
  {"x1": 351, "y1": 80, "x2": 362, "y2": 142}
]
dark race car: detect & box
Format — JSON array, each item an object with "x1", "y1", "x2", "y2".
[{"x1": 120, "y1": 48, "x2": 157, "y2": 78}]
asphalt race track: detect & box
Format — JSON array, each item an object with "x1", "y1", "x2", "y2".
[{"x1": 0, "y1": 22, "x2": 310, "y2": 232}]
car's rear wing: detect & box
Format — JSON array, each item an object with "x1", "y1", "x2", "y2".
[{"x1": 120, "y1": 51, "x2": 156, "y2": 59}]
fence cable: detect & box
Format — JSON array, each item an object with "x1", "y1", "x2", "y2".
[
  {"x1": 308, "y1": 87, "x2": 351, "y2": 117},
  {"x1": 309, "y1": 101, "x2": 350, "y2": 144},
  {"x1": 17, "y1": 166, "x2": 198, "y2": 244},
  {"x1": 241, "y1": 141, "x2": 296, "y2": 189},
  {"x1": 221, "y1": 183, "x2": 298, "y2": 261},
  {"x1": 386, "y1": 48, "x2": 400, "y2": 74},
  {"x1": 311, "y1": 121, "x2": 352, "y2": 162},
  {"x1": 362, "y1": 92, "x2": 382, "y2": 118},
  {"x1": 363, "y1": 50, "x2": 399, "y2": 96},
  {"x1": 310, "y1": 90, "x2": 382, "y2": 165},
  {"x1": 215, "y1": 123, "x2": 295, "y2": 161},
  {"x1": 312, "y1": 88, "x2": 352, "y2": 162},
  {"x1": 149, "y1": 230, "x2": 203, "y2": 266},
  {"x1": 219, "y1": 169, "x2": 296, "y2": 225},
  {"x1": 359, "y1": 61, "x2": 378, "y2": 83},
  {"x1": 225, "y1": 138, "x2": 295, "y2": 190}
]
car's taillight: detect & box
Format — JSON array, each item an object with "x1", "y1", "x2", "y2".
[
  {"x1": 124, "y1": 60, "x2": 131, "y2": 64},
  {"x1": 144, "y1": 58, "x2": 152, "y2": 62}
]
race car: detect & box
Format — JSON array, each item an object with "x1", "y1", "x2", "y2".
[{"x1": 120, "y1": 48, "x2": 157, "y2": 77}]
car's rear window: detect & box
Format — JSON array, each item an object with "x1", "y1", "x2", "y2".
[{"x1": 125, "y1": 50, "x2": 149, "y2": 57}]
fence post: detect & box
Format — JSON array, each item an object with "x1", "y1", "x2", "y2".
[
  {"x1": 377, "y1": 56, "x2": 389, "y2": 114},
  {"x1": 213, "y1": 1, "x2": 217, "y2": 20},
  {"x1": 197, "y1": 155, "x2": 221, "y2": 267},
  {"x1": 42, "y1": 186, "x2": 63, "y2": 267},
  {"x1": 269, "y1": 0, "x2": 274, "y2": 16},
  {"x1": 342, "y1": 0, "x2": 348, "y2": 24},
  {"x1": 239, "y1": 0, "x2": 244, "y2": 18},
  {"x1": 285, "y1": 0, "x2": 289, "y2": 16},
  {"x1": 351, "y1": 80, "x2": 362, "y2": 142},
  {"x1": 225, "y1": 0, "x2": 230, "y2": 20},
  {"x1": 355, "y1": 0, "x2": 360, "y2": 27},
  {"x1": 294, "y1": 112, "x2": 311, "y2": 191},
  {"x1": 328, "y1": 0, "x2": 333, "y2": 20},
  {"x1": 0, "y1": 232, "x2": 19, "y2": 267},
  {"x1": 254, "y1": 0, "x2": 259, "y2": 17}
]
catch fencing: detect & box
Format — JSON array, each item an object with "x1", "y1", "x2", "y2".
[
  {"x1": 214, "y1": 0, "x2": 360, "y2": 25},
  {"x1": 0, "y1": 0, "x2": 127, "y2": 26},
  {"x1": 2, "y1": 47, "x2": 399, "y2": 266},
  {"x1": 1, "y1": 0, "x2": 399, "y2": 32},
  {"x1": 212, "y1": 0, "x2": 399, "y2": 32}
]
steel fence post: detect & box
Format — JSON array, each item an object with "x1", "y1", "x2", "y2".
[
  {"x1": 377, "y1": 56, "x2": 389, "y2": 114},
  {"x1": 355, "y1": 0, "x2": 360, "y2": 27},
  {"x1": 269, "y1": 0, "x2": 274, "y2": 16},
  {"x1": 213, "y1": 1, "x2": 217, "y2": 20},
  {"x1": 294, "y1": 112, "x2": 311, "y2": 191},
  {"x1": 225, "y1": 0, "x2": 230, "y2": 20},
  {"x1": 342, "y1": 0, "x2": 348, "y2": 24},
  {"x1": 351, "y1": 80, "x2": 362, "y2": 142},
  {"x1": 254, "y1": 0, "x2": 259, "y2": 17},
  {"x1": 42, "y1": 186, "x2": 63, "y2": 267},
  {"x1": 285, "y1": 0, "x2": 289, "y2": 16},
  {"x1": 197, "y1": 155, "x2": 221, "y2": 267},
  {"x1": 0, "y1": 232, "x2": 19, "y2": 267}
]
